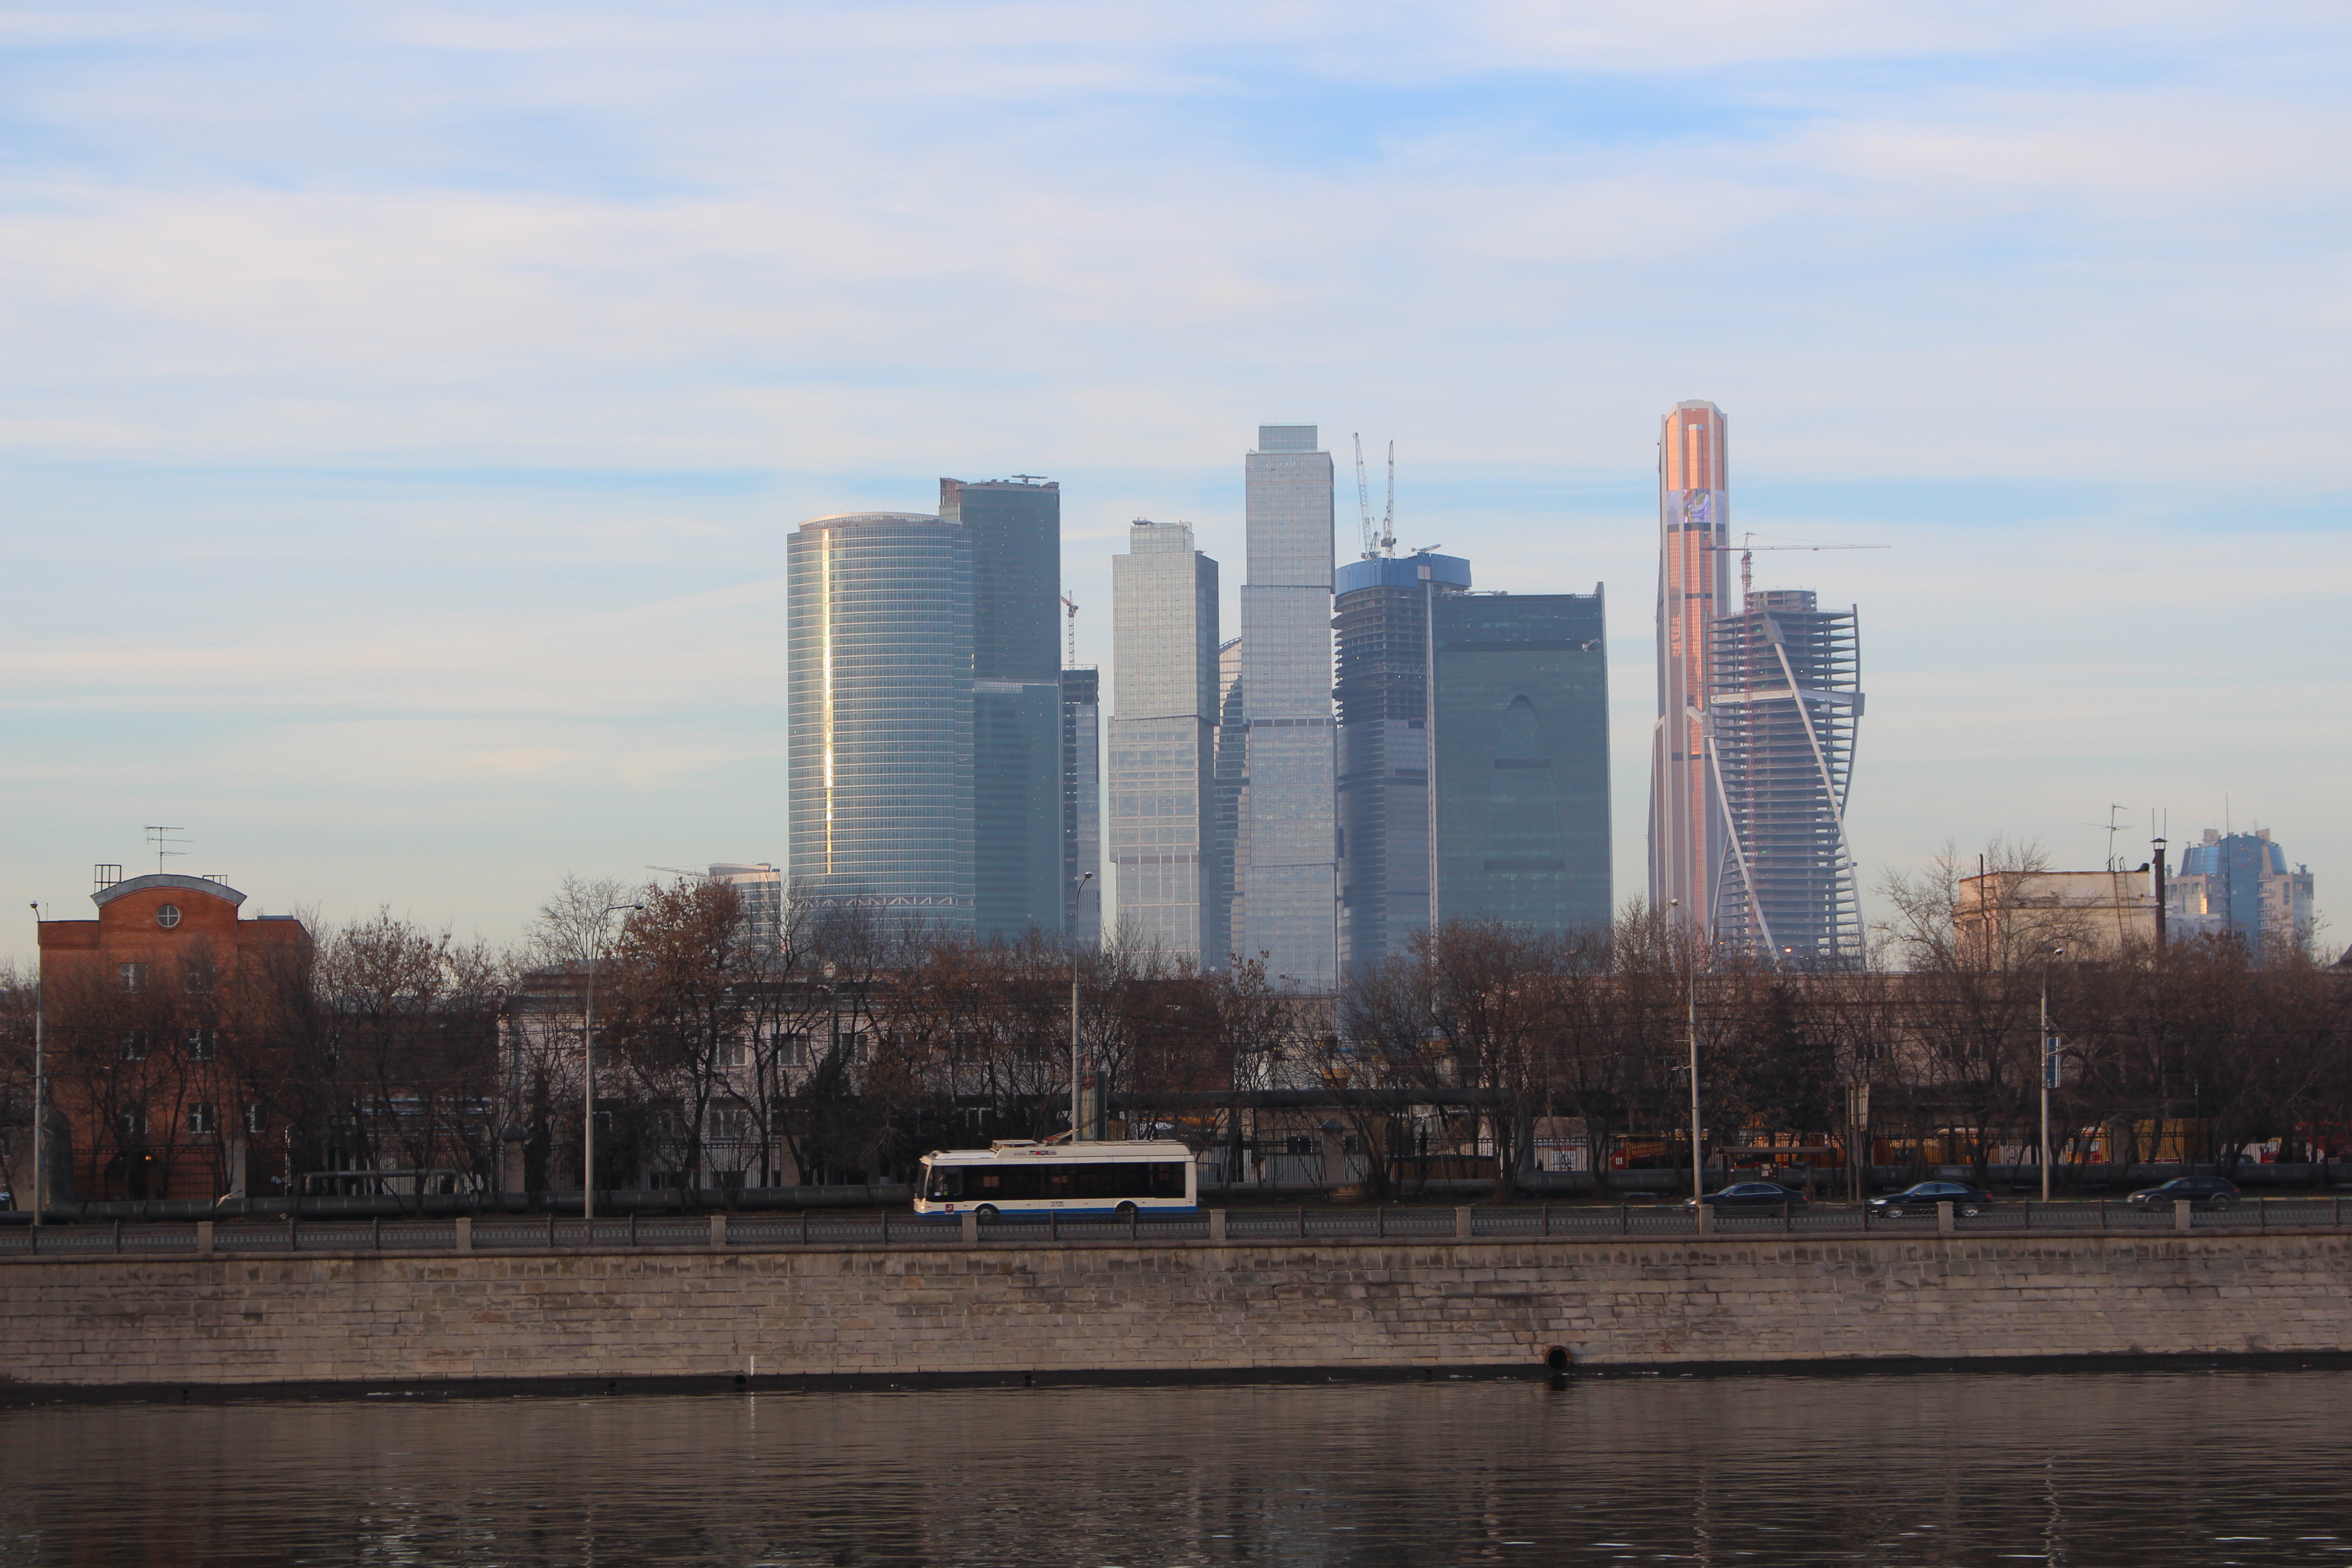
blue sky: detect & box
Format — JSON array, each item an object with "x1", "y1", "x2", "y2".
[{"x1": 5, "y1": 1, "x2": 2349, "y2": 960}]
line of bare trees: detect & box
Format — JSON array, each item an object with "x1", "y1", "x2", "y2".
[{"x1": 3, "y1": 842, "x2": 2345, "y2": 1209}]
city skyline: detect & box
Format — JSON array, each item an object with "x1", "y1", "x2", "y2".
[{"x1": 6, "y1": 8, "x2": 2347, "y2": 964}]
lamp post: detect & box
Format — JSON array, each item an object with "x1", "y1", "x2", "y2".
[
  {"x1": 1671, "y1": 898, "x2": 1702, "y2": 1203},
  {"x1": 27, "y1": 902, "x2": 43, "y2": 1228},
  {"x1": 1070, "y1": 872, "x2": 1093, "y2": 1143},
  {"x1": 2039, "y1": 943, "x2": 2066, "y2": 1203},
  {"x1": 583, "y1": 902, "x2": 643, "y2": 1224}
]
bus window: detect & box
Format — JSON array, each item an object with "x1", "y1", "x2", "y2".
[{"x1": 924, "y1": 1167, "x2": 966, "y2": 1201}]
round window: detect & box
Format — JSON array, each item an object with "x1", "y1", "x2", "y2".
[{"x1": 156, "y1": 904, "x2": 182, "y2": 929}]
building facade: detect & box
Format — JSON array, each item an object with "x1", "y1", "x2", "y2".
[
  {"x1": 1109, "y1": 520, "x2": 1222, "y2": 962},
  {"x1": 707, "y1": 862, "x2": 784, "y2": 952},
  {"x1": 1333, "y1": 551, "x2": 1472, "y2": 972},
  {"x1": 30, "y1": 871, "x2": 313, "y2": 1205},
  {"x1": 786, "y1": 511, "x2": 974, "y2": 930},
  {"x1": 1213, "y1": 637, "x2": 1249, "y2": 962},
  {"x1": 1705, "y1": 590, "x2": 1864, "y2": 964},
  {"x1": 2171, "y1": 828, "x2": 2315, "y2": 965},
  {"x1": 1432, "y1": 591, "x2": 1613, "y2": 935},
  {"x1": 1649, "y1": 401, "x2": 1731, "y2": 929},
  {"x1": 1240, "y1": 425, "x2": 1338, "y2": 986},
  {"x1": 1061, "y1": 666, "x2": 1103, "y2": 946},
  {"x1": 940, "y1": 478, "x2": 1064, "y2": 941}
]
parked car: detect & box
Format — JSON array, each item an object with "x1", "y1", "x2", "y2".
[
  {"x1": 2127, "y1": 1176, "x2": 2240, "y2": 1210},
  {"x1": 1687, "y1": 1181, "x2": 1809, "y2": 1208},
  {"x1": 1869, "y1": 1181, "x2": 1996, "y2": 1217}
]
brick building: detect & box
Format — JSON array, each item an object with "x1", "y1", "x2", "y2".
[{"x1": 35, "y1": 870, "x2": 311, "y2": 1204}]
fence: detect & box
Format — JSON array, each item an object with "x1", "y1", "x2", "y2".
[{"x1": 3, "y1": 1196, "x2": 2347, "y2": 1258}]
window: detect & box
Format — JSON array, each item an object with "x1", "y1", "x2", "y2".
[
  {"x1": 119, "y1": 962, "x2": 147, "y2": 993},
  {"x1": 184, "y1": 960, "x2": 216, "y2": 996},
  {"x1": 245, "y1": 1103, "x2": 267, "y2": 1136},
  {"x1": 117, "y1": 1107, "x2": 148, "y2": 1141},
  {"x1": 156, "y1": 904, "x2": 182, "y2": 929},
  {"x1": 185, "y1": 1027, "x2": 216, "y2": 1061},
  {"x1": 715, "y1": 1039, "x2": 749, "y2": 1071},
  {"x1": 778, "y1": 1031, "x2": 811, "y2": 1067},
  {"x1": 119, "y1": 1029, "x2": 150, "y2": 1061},
  {"x1": 708, "y1": 1107, "x2": 750, "y2": 1142},
  {"x1": 188, "y1": 1102, "x2": 216, "y2": 1136}
]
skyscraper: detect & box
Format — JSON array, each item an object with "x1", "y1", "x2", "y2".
[
  {"x1": 1333, "y1": 551, "x2": 1472, "y2": 971},
  {"x1": 940, "y1": 478, "x2": 1064, "y2": 941},
  {"x1": 1213, "y1": 636, "x2": 1248, "y2": 962},
  {"x1": 1109, "y1": 520, "x2": 1221, "y2": 962},
  {"x1": 1706, "y1": 590, "x2": 1863, "y2": 963},
  {"x1": 786, "y1": 512, "x2": 973, "y2": 929},
  {"x1": 1432, "y1": 590, "x2": 1612, "y2": 933},
  {"x1": 707, "y1": 862, "x2": 784, "y2": 952},
  {"x1": 1649, "y1": 401, "x2": 1731, "y2": 928},
  {"x1": 2171, "y1": 828, "x2": 2315, "y2": 965},
  {"x1": 1240, "y1": 425, "x2": 1338, "y2": 986},
  {"x1": 1061, "y1": 666, "x2": 1102, "y2": 946}
]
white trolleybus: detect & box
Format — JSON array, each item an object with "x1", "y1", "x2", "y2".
[{"x1": 915, "y1": 1139, "x2": 1198, "y2": 1221}]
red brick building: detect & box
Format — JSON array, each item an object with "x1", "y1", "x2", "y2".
[{"x1": 36, "y1": 871, "x2": 311, "y2": 1204}]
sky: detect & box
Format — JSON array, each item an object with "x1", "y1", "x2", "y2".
[{"x1": 4, "y1": 1, "x2": 2349, "y2": 966}]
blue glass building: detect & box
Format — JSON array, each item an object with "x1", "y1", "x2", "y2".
[
  {"x1": 1431, "y1": 591, "x2": 1612, "y2": 935},
  {"x1": 786, "y1": 512, "x2": 974, "y2": 930}
]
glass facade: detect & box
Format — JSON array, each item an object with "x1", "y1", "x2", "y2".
[
  {"x1": 1706, "y1": 590, "x2": 1863, "y2": 965},
  {"x1": 1212, "y1": 637, "x2": 1248, "y2": 962},
  {"x1": 1432, "y1": 591, "x2": 1612, "y2": 936},
  {"x1": 786, "y1": 513, "x2": 974, "y2": 930},
  {"x1": 940, "y1": 479, "x2": 1065, "y2": 941},
  {"x1": 1240, "y1": 426, "x2": 1338, "y2": 986},
  {"x1": 1110, "y1": 521, "x2": 1220, "y2": 963},
  {"x1": 1649, "y1": 402, "x2": 1731, "y2": 930},
  {"x1": 1061, "y1": 666, "x2": 1102, "y2": 946},
  {"x1": 1334, "y1": 553, "x2": 1471, "y2": 972}
]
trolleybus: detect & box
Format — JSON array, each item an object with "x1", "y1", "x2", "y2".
[{"x1": 915, "y1": 1139, "x2": 1198, "y2": 1220}]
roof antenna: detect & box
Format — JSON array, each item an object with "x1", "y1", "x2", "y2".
[{"x1": 144, "y1": 825, "x2": 189, "y2": 873}]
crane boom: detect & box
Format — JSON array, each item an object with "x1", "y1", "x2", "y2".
[
  {"x1": 1382, "y1": 441, "x2": 1396, "y2": 556},
  {"x1": 1704, "y1": 533, "x2": 1888, "y2": 600},
  {"x1": 1352, "y1": 433, "x2": 1377, "y2": 559}
]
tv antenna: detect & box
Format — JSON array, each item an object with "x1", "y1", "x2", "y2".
[
  {"x1": 1010, "y1": 473, "x2": 1048, "y2": 484},
  {"x1": 143, "y1": 825, "x2": 189, "y2": 872},
  {"x1": 1060, "y1": 591, "x2": 1080, "y2": 666},
  {"x1": 2083, "y1": 804, "x2": 2131, "y2": 871},
  {"x1": 1351, "y1": 434, "x2": 1395, "y2": 560}
]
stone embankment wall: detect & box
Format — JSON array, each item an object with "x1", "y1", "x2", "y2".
[{"x1": 4, "y1": 1231, "x2": 2348, "y2": 1391}]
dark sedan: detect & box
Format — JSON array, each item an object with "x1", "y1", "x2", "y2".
[
  {"x1": 1688, "y1": 1181, "x2": 1809, "y2": 1208},
  {"x1": 1870, "y1": 1181, "x2": 1996, "y2": 1217},
  {"x1": 2127, "y1": 1176, "x2": 2241, "y2": 1210}
]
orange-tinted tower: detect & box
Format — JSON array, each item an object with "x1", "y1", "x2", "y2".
[{"x1": 1648, "y1": 401, "x2": 1730, "y2": 928}]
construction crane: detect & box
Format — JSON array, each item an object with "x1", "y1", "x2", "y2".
[
  {"x1": 1351, "y1": 433, "x2": 1395, "y2": 560},
  {"x1": 1060, "y1": 591, "x2": 1079, "y2": 666},
  {"x1": 1704, "y1": 532, "x2": 1888, "y2": 600},
  {"x1": 645, "y1": 865, "x2": 709, "y2": 880}
]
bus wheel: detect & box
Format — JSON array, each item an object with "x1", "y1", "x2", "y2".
[
  {"x1": 974, "y1": 1205, "x2": 999, "y2": 1223},
  {"x1": 1115, "y1": 1202, "x2": 1138, "y2": 1221}
]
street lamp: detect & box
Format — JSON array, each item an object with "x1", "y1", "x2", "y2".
[
  {"x1": 1070, "y1": 872, "x2": 1093, "y2": 1143},
  {"x1": 2039, "y1": 943, "x2": 2066, "y2": 1203},
  {"x1": 1671, "y1": 898, "x2": 1701, "y2": 1204},
  {"x1": 27, "y1": 902, "x2": 43, "y2": 1228},
  {"x1": 583, "y1": 902, "x2": 643, "y2": 1225}
]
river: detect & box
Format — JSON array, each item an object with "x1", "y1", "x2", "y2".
[{"x1": 3, "y1": 1368, "x2": 2346, "y2": 1564}]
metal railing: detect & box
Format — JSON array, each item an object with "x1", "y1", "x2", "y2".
[{"x1": 2, "y1": 1197, "x2": 2345, "y2": 1257}]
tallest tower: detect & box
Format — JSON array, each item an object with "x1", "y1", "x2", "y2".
[{"x1": 1648, "y1": 401, "x2": 1730, "y2": 928}]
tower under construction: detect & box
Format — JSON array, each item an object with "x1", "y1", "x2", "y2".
[{"x1": 1705, "y1": 589, "x2": 1863, "y2": 963}]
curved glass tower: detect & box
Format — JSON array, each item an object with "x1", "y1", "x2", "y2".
[{"x1": 787, "y1": 512, "x2": 974, "y2": 931}]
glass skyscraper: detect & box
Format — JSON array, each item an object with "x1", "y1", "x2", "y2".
[
  {"x1": 786, "y1": 512, "x2": 974, "y2": 929},
  {"x1": 1109, "y1": 520, "x2": 1221, "y2": 963},
  {"x1": 1333, "y1": 551, "x2": 1472, "y2": 972},
  {"x1": 940, "y1": 478, "x2": 1063, "y2": 941},
  {"x1": 1213, "y1": 636, "x2": 1248, "y2": 961},
  {"x1": 1432, "y1": 591, "x2": 1612, "y2": 935},
  {"x1": 1240, "y1": 426, "x2": 1338, "y2": 987},
  {"x1": 1649, "y1": 402, "x2": 1731, "y2": 929},
  {"x1": 1706, "y1": 589, "x2": 1863, "y2": 964},
  {"x1": 1061, "y1": 666, "x2": 1102, "y2": 946}
]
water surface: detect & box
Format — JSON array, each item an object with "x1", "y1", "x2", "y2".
[{"x1": 3, "y1": 1370, "x2": 2347, "y2": 1564}]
